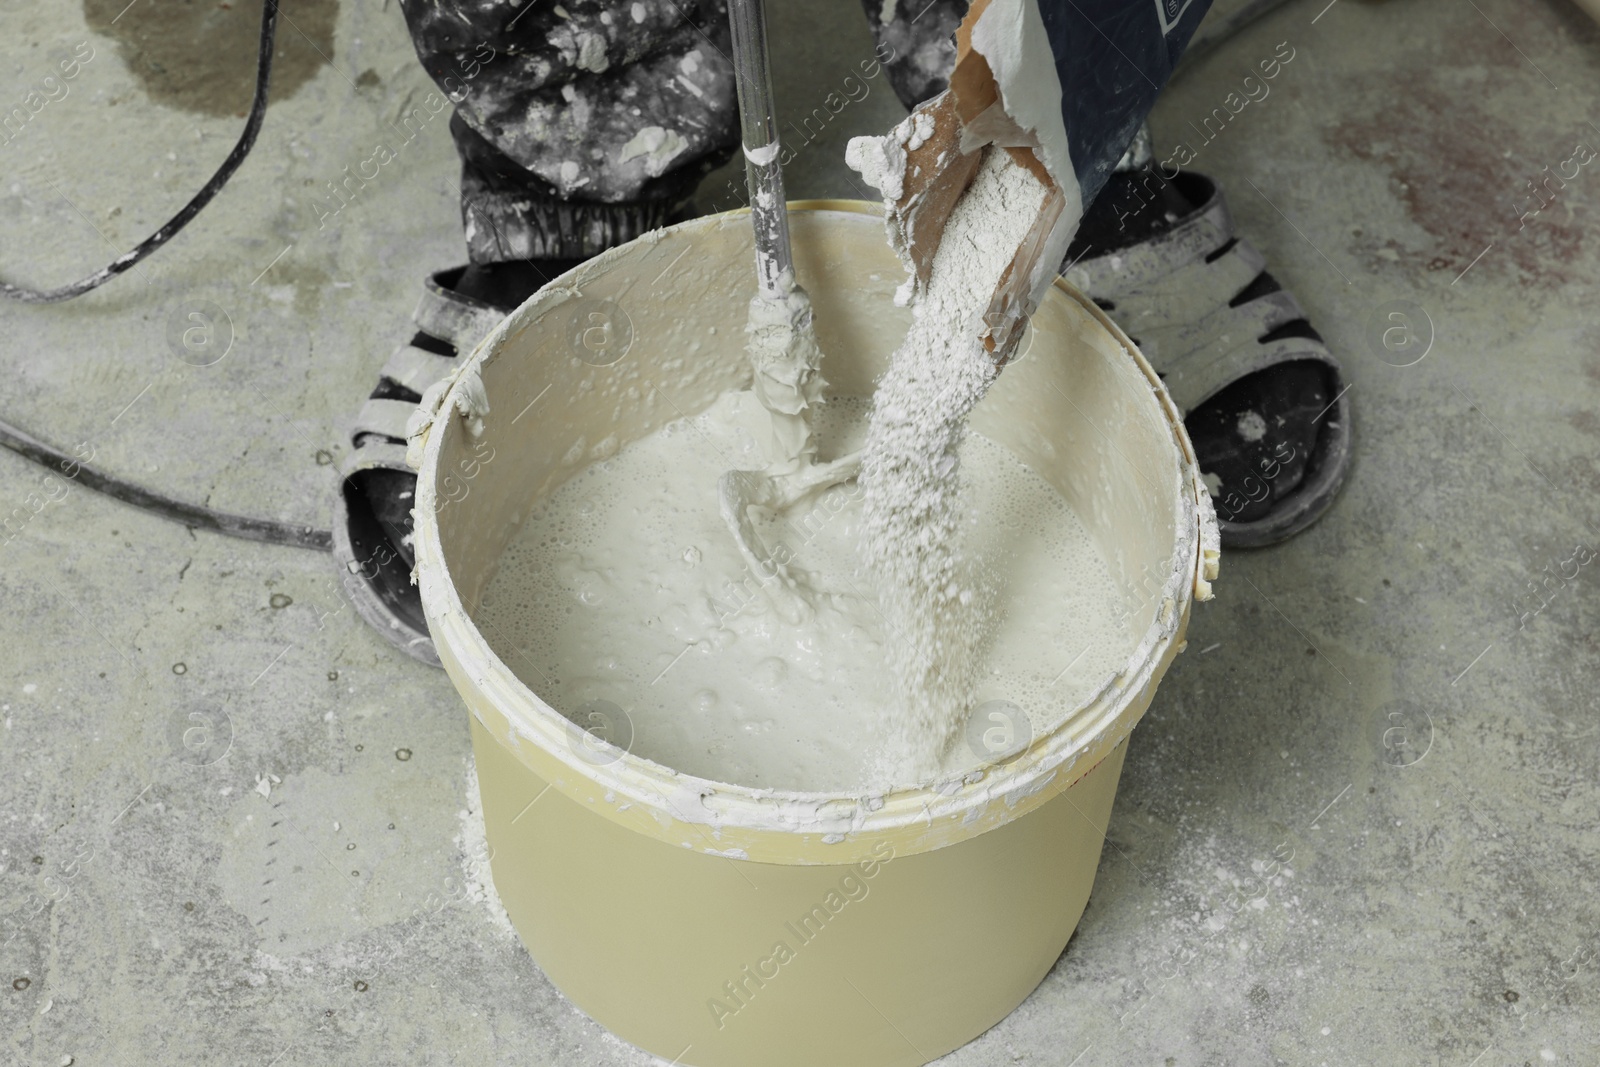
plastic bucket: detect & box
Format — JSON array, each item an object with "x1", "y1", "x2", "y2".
[{"x1": 411, "y1": 202, "x2": 1219, "y2": 1067}]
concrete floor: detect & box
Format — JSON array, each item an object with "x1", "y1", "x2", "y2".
[{"x1": 2, "y1": 0, "x2": 1598, "y2": 1063}]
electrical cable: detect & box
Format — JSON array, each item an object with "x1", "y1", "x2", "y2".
[
  {"x1": 1, "y1": 0, "x2": 279, "y2": 304},
  {"x1": 0, "y1": 0, "x2": 332, "y2": 552},
  {"x1": 0, "y1": 417, "x2": 332, "y2": 551}
]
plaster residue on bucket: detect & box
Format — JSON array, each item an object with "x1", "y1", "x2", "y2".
[
  {"x1": 458, "y1": 761, "x2": 518, "y2": 941},
  {"x1": 472, "y1": 384, "x2": 1137, "y2": 794}
]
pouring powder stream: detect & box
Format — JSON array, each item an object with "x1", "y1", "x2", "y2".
[{"x1": 853, "y1": 146, "x2": 1050, "y2": 780}]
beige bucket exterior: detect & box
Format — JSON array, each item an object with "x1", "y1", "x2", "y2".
[{"x1": 411, "y1": 202, "x2": 1219, "y2": 1067}]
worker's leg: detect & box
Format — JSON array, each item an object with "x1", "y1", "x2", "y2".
[
  {"x1": 400, "y1": 0, "x2": 740, "y2": 279},
  {"x1": 338, "y1": 0, "x2": 742, "y2": 664},
  {"x1": 861, "y1": 0, "x2": 1349, "y2": 547},
  {"x1": 857, "y1": 0, "x2": 966, "y2": 108}
]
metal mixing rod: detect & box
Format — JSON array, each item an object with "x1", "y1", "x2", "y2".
[
  {"x1": 717, "y1": 0, "x2": 862, "y2": 625},
  {"x1": 727, "y1": 0, "x2": 794, "y2": 300}
]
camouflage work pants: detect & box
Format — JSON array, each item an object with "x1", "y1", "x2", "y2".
[
  {"x1": 398, "y1": 0, "x2": 967, "y2": 261},
  {"x1": 400, "y1": 1, "x2": 1203, "y2": 262}
]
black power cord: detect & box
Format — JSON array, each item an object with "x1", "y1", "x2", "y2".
[
  {"x1": 1, "y1": 0, "x2": 279, "y2": 304},
  {"x1": 0, "y1": 1, "x2": 333, "y2": 552},
  {"x1": 0, "y1": 418, "x2": 331, "y2": 551}
]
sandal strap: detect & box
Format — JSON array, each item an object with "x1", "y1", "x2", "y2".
[
  {"x1": 1065, "y1": 173, "x2": 1232, "y2": 297},
  {"x1": 382, "y1": 343, "x2": 460, "y2": 396},
  {"x1": 1119, "y1": 246, "x2": 1306, "y2": 368},
  {"x1": 1141, "y1": 287, "x2": 1305, "y2": 373},
  {"x1": 349, "y1": 272, "x2": 497, "y2": 452},
  {"x1": 337, "y1": 438, "x2": 413, "y2": 479},
  {"x1": 1064, "y1": 171, "x2": 1342, "y2": 412},
  {"x1": 1163, "y1": 330, "x2": 1341, "y2": 415},
  {"x1": 1104, "y1": 237, "x2": 1268, "y2": 355},
  {"x1": 353, "y1": 398, "x2": 419, "y2": 445},
  {"x1": 413, "y1": 268, "x2": 505, "y2": 354}
]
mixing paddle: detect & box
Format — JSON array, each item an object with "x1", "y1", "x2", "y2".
[{"x1": 716, "y1": 0, "x2": 861, "y2": 622}]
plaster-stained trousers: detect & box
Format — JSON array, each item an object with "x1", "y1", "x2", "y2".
[{"x1": 397, "y1": 0, "x2": 1210, "y2": 263}]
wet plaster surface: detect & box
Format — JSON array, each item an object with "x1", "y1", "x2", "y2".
[{"x1": 2, "y1": 0, "x2": 1598, "y2": 1064}]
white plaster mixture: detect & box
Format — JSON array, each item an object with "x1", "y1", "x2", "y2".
[{"x1": 474, "y1": 385, "x2": 1133, "y2": 793}]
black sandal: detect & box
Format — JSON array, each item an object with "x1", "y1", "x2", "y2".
[
  {"x1": 1065, "y1": 169, "x2": 1352, "y2": 548},
  {"x1": 331, "y1": 267, "x2": 515, "y2": 666}
]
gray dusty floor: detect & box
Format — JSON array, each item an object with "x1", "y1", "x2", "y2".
[{"x1": 3, "y1": 0, "x2": 1598, "y2": 1064}]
